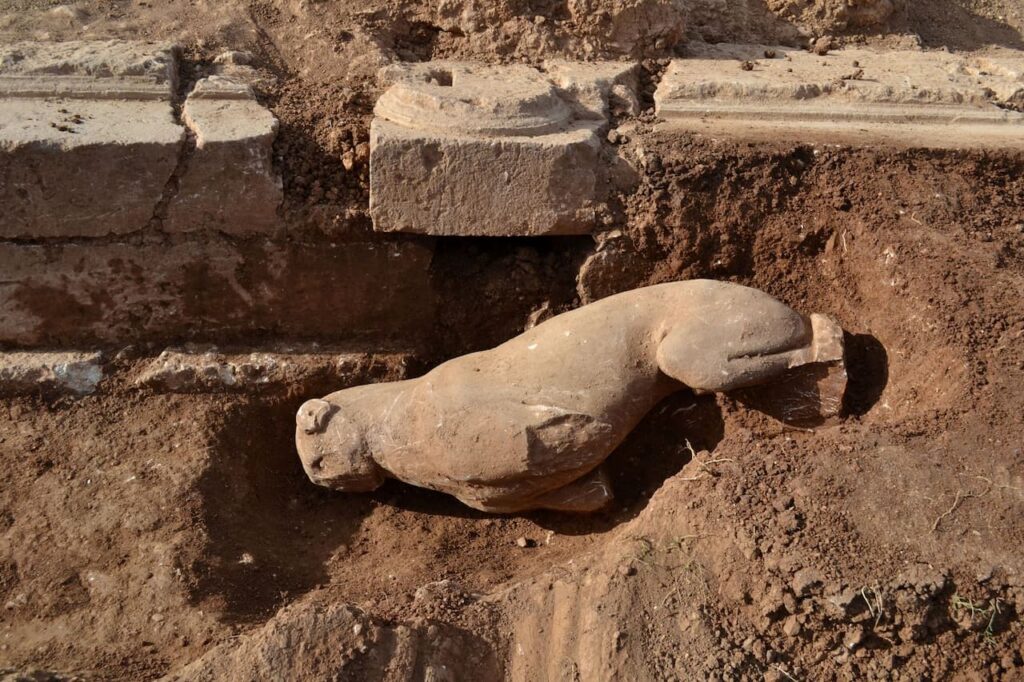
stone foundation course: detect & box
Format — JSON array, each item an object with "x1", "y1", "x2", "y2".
[
  {"x1": 0, "y1": 40, "x2": 281, "y2": 238},
  {"x1": 2, "y1": 40, "x2": 1023, "y2": 351}
]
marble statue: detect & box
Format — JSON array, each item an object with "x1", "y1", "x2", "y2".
[{"x1": 295, "y1": 280, "x2": 845, "y2": 513}]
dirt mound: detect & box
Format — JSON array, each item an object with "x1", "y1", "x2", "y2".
[{"x1": 167, "y1": 596, "x2": 500, "y2": 681}]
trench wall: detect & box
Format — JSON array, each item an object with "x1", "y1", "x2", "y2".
[{"x1": 2, "y1": 40, "x2": 1022, "y2": 359}]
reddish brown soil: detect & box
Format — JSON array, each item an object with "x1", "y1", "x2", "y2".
[
  {"x1": 2, "y1": 140, "x2": 1022, "y2": 679},
  {"x1": 2, "y1": 0, "x2": 1024, "y2": 679}
]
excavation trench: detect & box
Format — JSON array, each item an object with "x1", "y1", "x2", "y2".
[
  {"x1": 192, "y1": 388, "x2": 722, "y2": 624},
  {"x1": 0, "y1": 137, "x2": 1021, "y2": 680}
]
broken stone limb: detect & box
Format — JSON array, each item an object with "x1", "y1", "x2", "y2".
[{"x1": 295, "y1": 280, "x2": 847, "y2": 513}]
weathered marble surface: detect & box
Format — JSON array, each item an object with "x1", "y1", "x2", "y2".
[{"x1": 295, "y1": 280, "x2": 846, "y2": 513}]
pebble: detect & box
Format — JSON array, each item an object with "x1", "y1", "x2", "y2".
[
  {"x1": 772, "y1": 494, "x2": 794, "y2": 512},
  {"x1": 778, "y1": 510, "x2": 801, "y2": 533},
  {"x1": 845, "y1": 627, "x2": 864, "y2": 650},
  {"x1": 354, "y1": 142, "x2": 370, "y2": 163},
  {"x1": 515, "y1": 536, "x2": 532, "y2": 548},
  {"x1": 782, "y1": 615, "x2": 802, "y2": 637},
  {"x1": 213, "y1": 50, "x2": 253, "y2": 65},
  {"x1": 792, "y1": 567, "x2": 824, "y2": 596}
]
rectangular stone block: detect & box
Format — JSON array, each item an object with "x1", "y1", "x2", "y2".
[
  {"x1": 544, "y1": 61, "x2": 640, "y2": 120},
  {"x1": 0, "y1": 98, "x2": 185, "y2": 238},
  {"x1": 370, "y1": 63, "x2": 627, "y2": 236},
  {"x1": 654, "y1": 44, "x2": 1024, "y2": 147},
  {"x1": 0, "y1": 237, "x2": 434, "y2": 347},
  {"x1": 0, "y1": 39, "x2": 178, "y2": 94},
  {"x1": 370, "y1": 118, "x2": 601, "y2": 237},
  {"x1": 0, "y1": 351, "x2": 103, "y2": 396},
  {"x1": 163, "y1": 74, "x2": 283, "y2": 235},
  {"x1": 0, "y1": 41, "x2": 184, "y2": 238}
]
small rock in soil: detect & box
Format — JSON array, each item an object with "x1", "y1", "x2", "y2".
[
  {"x1": 778, "y1": 510, "x2": 801, "y2": 533},
  {"x1": 845, "y1": 627, "x2": 865, "y2": 650},
  {"x1": 792, "y1": 567, "x2": 824, "y2": 596},
  {"x1": 772, "y1": 494, "x2": 794, "y2": 512}
]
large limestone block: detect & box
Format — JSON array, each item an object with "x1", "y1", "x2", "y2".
[
  {"x1": 164, "y1": 75, "x2": 282, "y2": 235},
  {"x1": 0, "y1": 238, "x2": 434, "y2": 347},
  {"x1": 0, "y1": 40, "x2": 178, "y2": 95},
  {"x1": 654, "y1": 44, "x2": 1024, "y2": 146},
  {"x1": 370, "y1": 63, "x2": 630, "y2": 237},
  {"x1": 295, "y1": 281, "x2": 846, "y2": 513},
  {"x1": 0, "y1": 41, "x2": 184, "y2": 238}
]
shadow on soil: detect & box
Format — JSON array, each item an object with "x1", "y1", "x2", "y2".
[
  {"x1": 193, "y1": 396, "x2": 373, "y2": 624},
  {"x1": 194, "y1": 389, "x2": 725, "y2": 622},
  {"x1": 842, "y1": 332, "x2": 889, "y2": 417},
  {"x1": 534, "y1": 391, "x2": 725, "y2": 535}
]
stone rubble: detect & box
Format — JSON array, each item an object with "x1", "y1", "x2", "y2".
[
  {"x1": 134, "y1": 347, "x2": 414, "y2": 392},
  {"x1": 0, "y1": 351, "x2": 103, "y2": 395}
]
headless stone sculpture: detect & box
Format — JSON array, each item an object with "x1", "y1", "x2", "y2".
[{"x1": 295, "y1": 281, "x2": 845, "y2": 513}]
